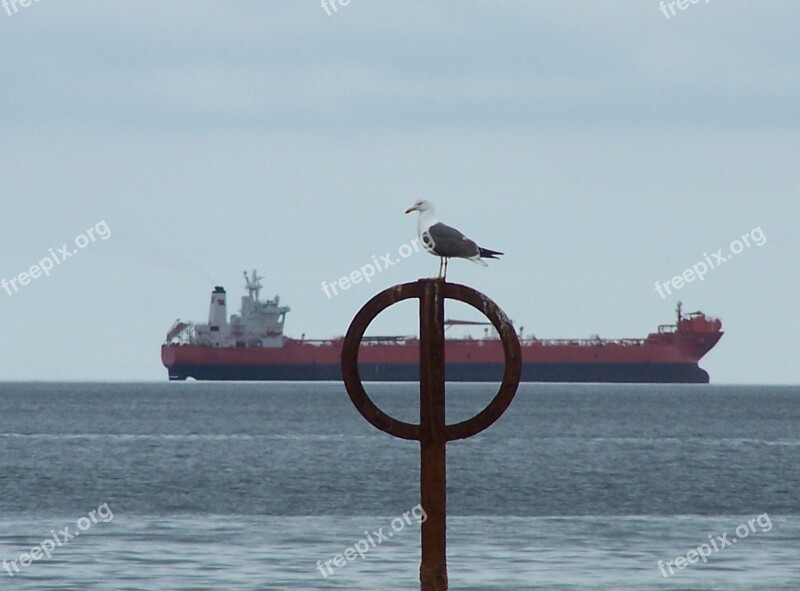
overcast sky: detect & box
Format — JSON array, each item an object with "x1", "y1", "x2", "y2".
[{"x1": 1, "y1": 1, "x2": 798, "y2": 383}]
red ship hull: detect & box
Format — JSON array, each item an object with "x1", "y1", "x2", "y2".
[{"x1": 161, "y1": 314, "x2": 723, "y2": 383}]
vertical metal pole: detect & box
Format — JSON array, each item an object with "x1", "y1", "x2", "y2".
[{"x1": 419, "y1": 279, "x2": 448, "y2": 590}]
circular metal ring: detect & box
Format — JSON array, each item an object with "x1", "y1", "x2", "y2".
[{"x1": 341, "y1": 280, "x2": 521, "y2": 442}]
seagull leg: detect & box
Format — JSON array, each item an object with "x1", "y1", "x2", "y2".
[
  {"x1": 443, "y1": 258, "x2": 448, "y2": 280},
  {"x1": 436, "y1": 258, "x2": 443, "y2": 279}
]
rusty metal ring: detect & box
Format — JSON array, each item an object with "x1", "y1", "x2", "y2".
[{"x1": 341, "y1": 280, "x2": 521, "y2": 442}]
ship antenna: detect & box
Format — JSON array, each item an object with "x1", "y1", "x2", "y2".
[
  {"x1": 252, "y1": 269, "x2": 262, "y2": 301},
  {"x1": 676, "y1": 300, "x2": 683, "y2": 322},
  {"x1": 243, "y1": 270, "x2": 258, "y2": 302},
  {"x1": 243, "y1": 269, "x2": 264, "y2": 302}
]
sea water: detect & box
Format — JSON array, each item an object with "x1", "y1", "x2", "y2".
[{"x1": 1, "y1": 382, "x2": 798, "y2": 590}]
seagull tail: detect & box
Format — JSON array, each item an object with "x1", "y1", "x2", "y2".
[
  {"x1": 468, "y1": 255, "x2": 489, "y2": 267},
  {"x1": 478, "y1": 247, "x2": 504, "y2": 259}
]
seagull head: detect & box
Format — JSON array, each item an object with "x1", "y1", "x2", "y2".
[{"x1": 404, "y1": 199, "x2": 434, "y2": 214}]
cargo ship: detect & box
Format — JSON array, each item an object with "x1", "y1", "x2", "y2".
[{"x1": 161, "y1": 271, "x2": 723, "y2": 383}]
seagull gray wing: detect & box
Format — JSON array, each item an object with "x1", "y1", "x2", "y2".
[{"x1": 425, "y1": 222, "x2": 480, "y2": 258}]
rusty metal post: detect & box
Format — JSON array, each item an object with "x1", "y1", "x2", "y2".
[
  {"x1": 341, "y1": 278, "x2": 521, "y2": 590},
  {"x1": 419, "y1": 280, "x2": 448, "y2": 590}
]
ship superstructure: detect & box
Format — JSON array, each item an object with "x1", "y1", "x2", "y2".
[{"x1": 166, "y1": 271, "x2": 289, "y2": 349}]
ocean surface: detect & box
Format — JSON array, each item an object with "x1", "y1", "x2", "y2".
[{"x1": 0, "y1": 382, "x2": 798, "y2": 590}]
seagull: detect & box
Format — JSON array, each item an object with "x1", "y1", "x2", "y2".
[{"x1": 404, "y1": 199, "x2": 503, "y2": 279}]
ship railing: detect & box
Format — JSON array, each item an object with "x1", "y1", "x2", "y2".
[
  {"x1": 292, "y1": 336, "x2": 647, "y2": 347},
  {"x1": 165, "y1": 320, "x2": 195, "y2": 344},
  {"x1": 527, "y1": 338, "x2": 647, "y2": 347},
  {"x1": 362, "y1": 335, "x2": 417, "y2": 343},
  {"x1": 295, "y1": 339, "x2": 339, "y2": 346},
  {"x1": 295, "y1": 336, "x2": 419, "y2": 346},
  {"x1": 365, "y1": 336, "x2": 417, "y2": 345}
]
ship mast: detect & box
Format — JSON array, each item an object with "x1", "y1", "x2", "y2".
[{"x1": 244, "y1": 269, "x2": 264, "y2": 302}]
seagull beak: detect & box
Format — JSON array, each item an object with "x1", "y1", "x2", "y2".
[{"x1": 404, "y1": 206, "x2": 416, "y2": 214}]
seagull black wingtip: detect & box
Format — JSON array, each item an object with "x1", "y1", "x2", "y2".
[{"x1": 478, "y1": 247, "x2": 504, "y2": 259}]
